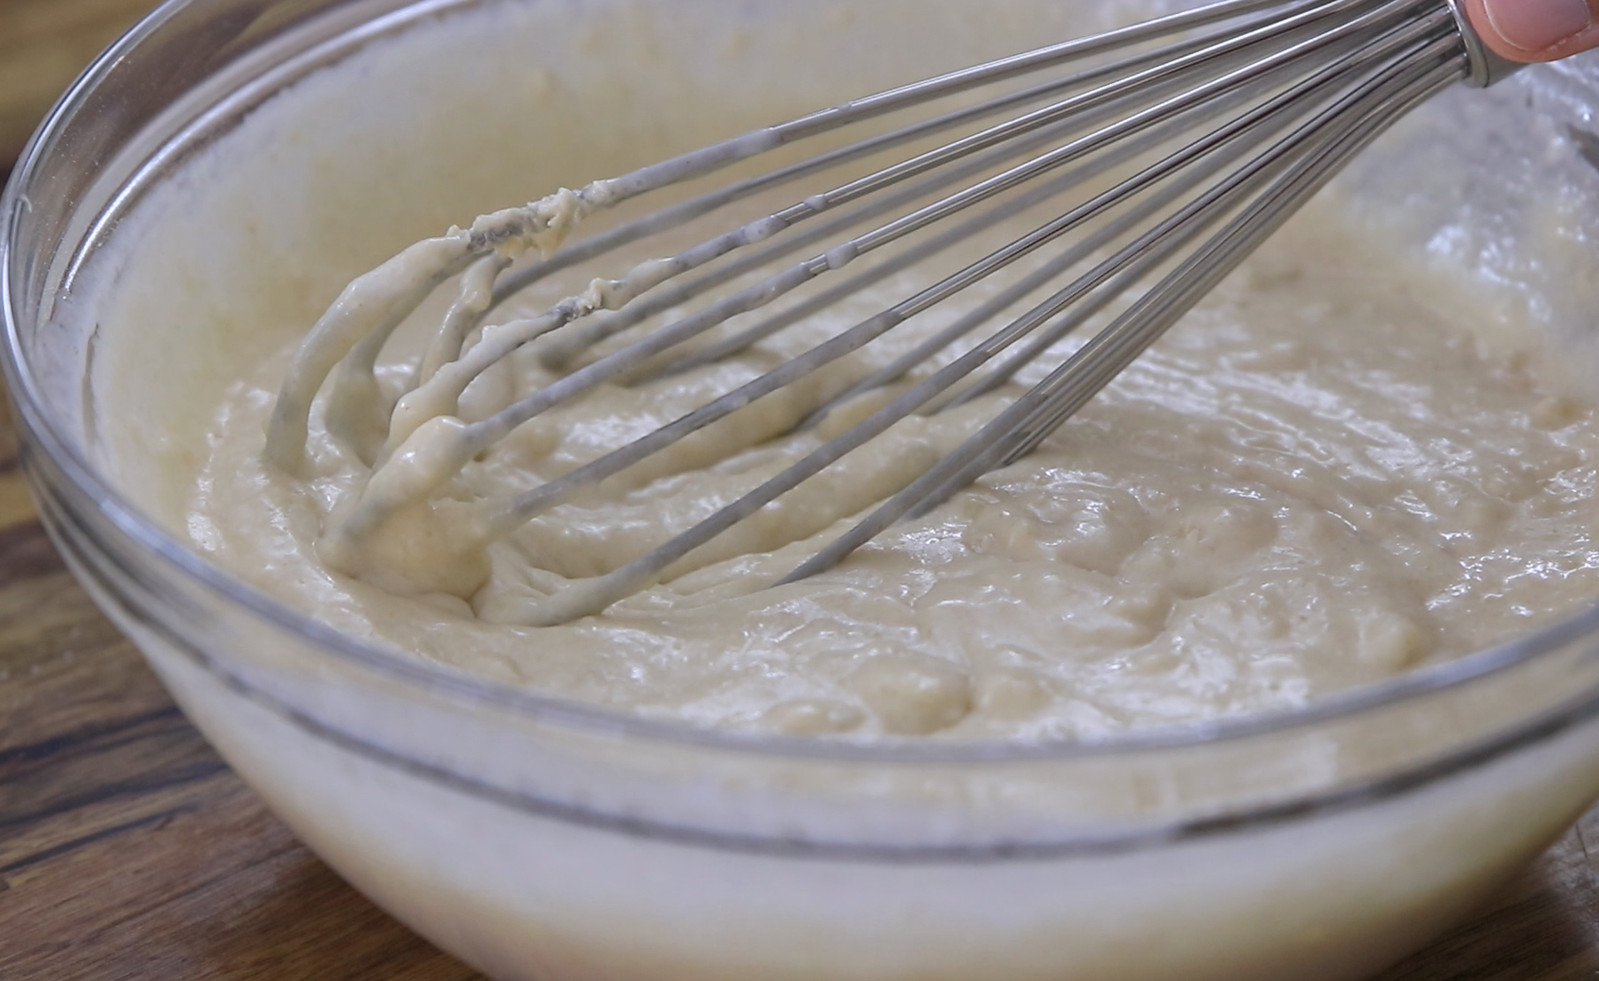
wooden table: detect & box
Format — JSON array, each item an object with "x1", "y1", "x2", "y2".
[{"x1": 5, "y1": 1, "x2": 1599, "y2": 978}]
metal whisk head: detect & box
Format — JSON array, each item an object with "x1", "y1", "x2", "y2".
[{"x1": 265, "y1": 0, "x2": 1509, "y2": 625}]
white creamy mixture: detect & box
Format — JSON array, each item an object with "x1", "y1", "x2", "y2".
[
  {"x1": 88, "y1": 0, "x2": 1599, "y2": 746},
  {"x1": 177, "y1": 205, "x2": 1599, "y2": 741}
]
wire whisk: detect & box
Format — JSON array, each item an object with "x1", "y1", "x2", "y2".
[{"x1": 265, "y1": 0, "x2": 1515, "y2": 624}]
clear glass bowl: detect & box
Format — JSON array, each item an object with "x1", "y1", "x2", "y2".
[{"x1": 5, "y1": 1, "x2": 1599, "y2": 978}]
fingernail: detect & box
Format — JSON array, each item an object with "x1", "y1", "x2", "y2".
[{"x1": 1484, "y1": 0, "x2": 1593, "y2": 52}]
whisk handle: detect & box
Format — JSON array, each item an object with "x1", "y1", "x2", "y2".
[{"x1": 1447, "y1": 0, "x2": 1546, "y2": 85}]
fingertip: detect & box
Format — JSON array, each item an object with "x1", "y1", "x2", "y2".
[{"x1": 1468, "y1": 0, "x2": 1599, "y2": 63}]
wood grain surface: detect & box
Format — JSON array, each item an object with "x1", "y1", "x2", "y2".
[{"x1": 3, "y1": 1, "x2": 1599, "y2": 978}]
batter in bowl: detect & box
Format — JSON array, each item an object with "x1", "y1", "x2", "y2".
[
  {"x1": 174, "y1": 205, "x2": 1599, "y2": 742},
  {"x1": 85, "y1": 0, "x2": 1599, "y2": 743}
]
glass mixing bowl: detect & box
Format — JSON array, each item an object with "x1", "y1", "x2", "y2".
[{"x1": 5, "y1": 1, "x2": 1599, "y2": 978}]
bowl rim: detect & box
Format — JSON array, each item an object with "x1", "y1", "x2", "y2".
[{"x1": 5, "y1": 0, "x2": 1599, "y2": 770}]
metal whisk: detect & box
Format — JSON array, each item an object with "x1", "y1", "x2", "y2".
[{"x1": 265, "y1": 0, "x2": 1517, "y2": 625}]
